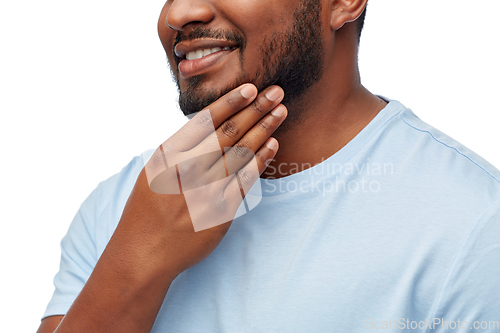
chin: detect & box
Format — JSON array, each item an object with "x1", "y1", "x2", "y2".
[{"x1": 178, "y1": 72, "x2": 252, "y2": 116}]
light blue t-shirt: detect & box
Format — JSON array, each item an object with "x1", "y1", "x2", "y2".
[{"x1": 43, "y1": 99, "x2": 500, "y2": 332}]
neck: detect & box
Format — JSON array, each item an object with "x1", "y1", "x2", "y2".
[{"x1": 262, "y1": 69, "x2": 387, "y2": 179}]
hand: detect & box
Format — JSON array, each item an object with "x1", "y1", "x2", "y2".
[
  {"x1": 123, "y1": 83, "x2": 287, "y2": 278},
  {"x1": 48, "y1": 83, "x2": 287, "y2": 333}
]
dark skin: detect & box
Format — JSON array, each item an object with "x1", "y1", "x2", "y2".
[
  {"x1": 163, "y1": 0, "x2": 386, "y2": 177},
  {"x1": 38, "y1": 0, "x2": 385, "y2": 331}
]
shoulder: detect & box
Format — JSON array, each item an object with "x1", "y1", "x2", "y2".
[
  {"x1": 94, "y1": 149, "x2": 155, "y2": 204},
  {"x1": 401, "y1": 106, "x2": 500, "y2": 183},
  {"x1": 381, "y1": 100, "x2": 500, "y2": 204},
  {"x1": 42, "y1": 149, "x2": 156, "y2": 319}
]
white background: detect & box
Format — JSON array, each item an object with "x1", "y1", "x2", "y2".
[{"x1": 1, "y1": 0, "x2": 499, "y2": 331}]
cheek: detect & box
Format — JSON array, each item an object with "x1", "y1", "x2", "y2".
[
  {"x1": 222, "y1": 0, "x2": 286, "y2": 36},
  {"x1": 221, "y1": 3, "x2": 287, "y2": 63}
]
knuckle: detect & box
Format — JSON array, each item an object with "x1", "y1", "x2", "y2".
[
  {"x1": 237, "y1": 168, "x2": 254, "y2": 188},
  {"x1": 220, "y1": 120, "x2": 239, "y2": 139},
  {"x1": 178, "y1": 160, "x2": 198, "y2": 178},
  {"x1": 255, "y1": 150, "x2": 267, "y2": 164},
  {"x1": 152, "y1": 149, "x2": 166, "y2": 164},
  {"x1": 256, "y1": 151, "x2": 274, "y2": 171},
  {"x1": 196, "y1": 179, "x2": 211, "y2": 196},
  {"x1": 194, "y1": 111, "x2": 214, "y2": 130},
  {"x1": 212, "y1": 191, "x2": 228, "y2": 213},
  {"x1": 257, "y1": 118, "x2": 272, "y2": 132},
  {"x1": 249, "y1": 98, "x2": 266, "y2": 115},
  {"x1": 161, "y1": 141, "x2": 176, "y2": 152},
  {"x1": 232, "y1": 141, "x2": 252, "y2": 159},
  {"x1": 225, "y1": 96, "x2": 235, "y2": 107}
]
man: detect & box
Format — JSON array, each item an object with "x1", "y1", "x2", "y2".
[{"x1": 38, "y1": 0, "x2": 500, "y2": 332}]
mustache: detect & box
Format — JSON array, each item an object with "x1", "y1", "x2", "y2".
[{"x1": 174, "y1": 27, "x2": 246, "y2": 50}]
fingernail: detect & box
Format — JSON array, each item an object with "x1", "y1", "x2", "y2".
[
  {"x1": 240, "y1": 85, "x2": 256, "y2": 99},
  {"x1": 271, "y1": 105, "x2": 286, "y2": 117},
  {"x1": 266, "y1": 138, "x2": 278, "y2": 150},
  {"x1": 265, "y1": 87, "x2": 283, "y2": 102}
]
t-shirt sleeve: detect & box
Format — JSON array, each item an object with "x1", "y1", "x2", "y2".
[
  {"x1": 41, "y1": 150, "x2": 153, "y2": 320},
  {"x1": 427, "y1": 198, "x2": 500, "y2": 332},
  {"x1": 42, "y1": 185, "x2": 100, "y2": 319}
]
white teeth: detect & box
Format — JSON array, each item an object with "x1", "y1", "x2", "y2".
[{"x1": 185, "y1": 47, "x2": 232, "y2": 61}]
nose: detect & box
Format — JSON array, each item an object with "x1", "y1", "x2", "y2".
[{"x1": 166, "y1": 0, "x2": 215, "y2": 31}]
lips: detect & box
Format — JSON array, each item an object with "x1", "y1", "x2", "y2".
[
  {"x1": 174, "y1": 39, "x2": 239, "y2": 78},
  {"x1": 185, "y1": 46, "x2": 234, "y2": 60}
]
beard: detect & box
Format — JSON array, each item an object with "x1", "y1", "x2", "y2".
[{"x1": 172, "y1": 0, "x2": 324, "y2": 123}]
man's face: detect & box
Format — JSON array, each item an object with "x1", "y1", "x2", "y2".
[{"x1": 158, "y1": 0, "x2": 325, "y2": 117}]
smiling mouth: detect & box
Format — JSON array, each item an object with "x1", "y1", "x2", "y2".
[
  {"x1": 175, "y1": 43, "x2": 240, "y2": 79},
  {"x1": 184, "y1": 46, "x2": 238, "y2": 61}
]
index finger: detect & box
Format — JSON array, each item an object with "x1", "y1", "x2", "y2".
[{"x1": 166, "y1": 84, "x2": 258, "y2": 152}]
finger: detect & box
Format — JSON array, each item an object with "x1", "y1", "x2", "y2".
[
  {"x1": 182, "y1": 139, "x2": 278, "y2": 232},
  {"x1": 208, "y1": 104, "x2": 287, "y2": 181},
  {"x1": 165, "y1": 84, "x2": 258, "y2": 152},
  {"x1": 149, "y1": 150, "x2": 224, "y2": 194},
  {"x1": 189, "y1": 85, "x2": 284, "y2": 164},
  {"x1": 222, "y1": 138, "x2": 279, "y2": 213}
]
